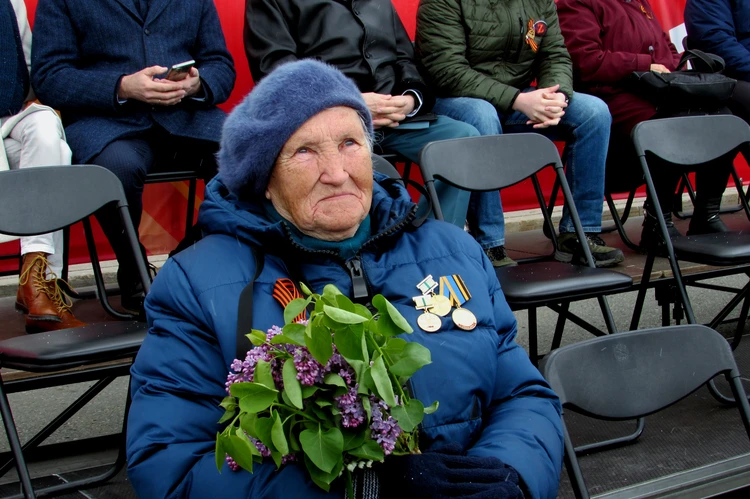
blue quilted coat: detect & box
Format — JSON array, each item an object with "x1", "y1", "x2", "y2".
[{"x1": 126, "y1": 174, "x2": 563, "y2": 498}]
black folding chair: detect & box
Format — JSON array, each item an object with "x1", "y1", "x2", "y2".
[
  {"x1": 0, "y1": 165, "x2": 151, "y2": 499},
  {"x1": 419, "y1": 135, "x2": 633, "y2": 365},
  {"x1": 630, "y1": 116, "x2": 750, "y2": 338},
  {"x1": 541, "y1": 324, "x2": 750, "y2": 499},
  {"x1": 372, "y1": 154, "x2": 402, "y2": 180}
]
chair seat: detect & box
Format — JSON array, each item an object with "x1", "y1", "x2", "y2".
[
  {"x1": 498, "y1": 262, "x2": 633, "y2": 307},
  {"x1": 673, "y1": 231, "x2": 750, "y2": 266},
  {"x1": 0, "y1": 321, "x2": 147, "y2": 372}
]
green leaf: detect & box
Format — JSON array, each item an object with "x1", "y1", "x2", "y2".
[
  {"x1": 323, "y1": 305, "x2": 369, "y2": 324},
  {"x1": 334, "y1": 326, "x2": 366, "y2": 362},
  {"x1": 357, "y1": 367, "x2": 374, "y2": 395},
  {"x1": 322, "y1": 284, "x2": 344, "y2": 305},
  {"x1": 391, "y1": 399, "x2": 425, "y2": 433},
  {"x1": 301, "y1": 385, "x2": 320, "y2": 399},
  {"x1": 315, "y1": 399, "x2": 333, "y2": 408},
  {"x1": 234, "y1": 383, "x2": 279, "y2": 414},
  {"x1": 224, "y1": 433, "x2": 259, "y2": 473},
  {"x1": 299, "y1": 282, "x2": 313, "y2": 296},
  {"x1": 353, "y1": 303, "x2": 373, "y2": 319},
  {"x1": 341, "y1": 429, "x2": 366, "y2": 451},
  {"x1": 276, "y1": 323, "x2": 307, "y2": 345},
  {"x1": 220, "y1": 396, "x2": 238, "y2": 412},
  {"x1": 361, "y1": 396, "x2": 372, "y2": 422},
  {"x1": 254, "y1": 416, "x2": 275, "y2": 451},
  {"x1": 304, "y1": 454, "x2": 343, "y2": 492},
  {"x1": 389, "y1": 342, "x2": 432, "y2": 378},
  {"x1": 423, "y1": 400, "x2": 439, "y2": 415},
  {"x1": 284, "y1": 297, "x2": 311, "y2": 325},
  {"x1": 372, "y1": 295, "x2": 413, "y2": 334},
  {"x1": 370, "y1": 356, "x2": 396, "y2": 407},
  {"x1": 218, "y1": 409, "x2": 235, "y2": 424},
  {"x1": 299, "y1": 425, "x2": 344, "y2": 473},
  {"x1": 272, "y1": 411, "x2": 289, "y2": 455},
  {"x1": 282, "y1": 359, "x2": 303, "y2": 409},
  {"x1": 254, "y1": 360, "x2": 275, "y2": 390},
  {"x1": 239, "y1": 413, "x2": 258, "y2": 437},
  {"x1": 335, "y1": 294, "x2": 356, "y2": 312},
  {"x1": 382, "y1": 338, "x2": 408, "y2": 359},
  {"x1": 323, "y1": 373, "x2": 347, "y2": 388},
  {"x1": 305, "y1": 319, "x2": 333, "y2": 365},
  {"x1": 348, "y1": 439, "x2": 385, "y2": 462},
  {"x1": 248, "y1": 329, "x2": 267, "y2": 347},
  {"x1": 215, "y1": 432, "x2": 227, "y2": 472}
]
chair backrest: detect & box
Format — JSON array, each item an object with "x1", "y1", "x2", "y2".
[
  {"x1": 0, "y1": 165, "x2": 127, "y2": 236},
  {"x1": 632, "y1": 115, "x2": 750, "y2": 166},
  {"x1": 372, "y1": 154, "x2": 401, "y2": 180},
  {"x1": 418, "y1": 134, "x2": 561, "y2": 192},
  {"x1": 541, "y1": 325, "x2": 742, "y2": 420}
]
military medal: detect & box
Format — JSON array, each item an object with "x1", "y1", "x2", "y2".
[
  {"x1": 430, "y1": 294, "x2": 452, "y2": 317},
  {"x1": 452, "y1": 308, "x2": 477, "y2": 331},
  {"x1": 416, "y1": 275, "x2": 438, "y2": 295},
  {"x1": 417, "y1": 312, "x2": 442, "y2": 333},
  {"x1": 439, "y1": 274, "x2": 477, "y2": 331}
]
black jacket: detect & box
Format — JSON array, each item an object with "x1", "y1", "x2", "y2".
[{"x1": 244, "y1": 0, "x2": 434, "y2": 110}]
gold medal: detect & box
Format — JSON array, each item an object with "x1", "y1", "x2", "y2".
[
  {"x1": 452, "y1": 308, "x2": 477, "y2": 331},
  {"x1": 417, "y1": 312, "x2": 442, "y2": 333},
  {"x1": 430, "y1": 294, "x2": 452, "y2": 317}
]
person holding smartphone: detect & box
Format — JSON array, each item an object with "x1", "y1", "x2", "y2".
[{"x1": 31, "y1": 0, "x2": 236, "y2": 315}]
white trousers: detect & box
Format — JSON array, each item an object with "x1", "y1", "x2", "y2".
[{"x1": 1, "y1": 109, "x2": 72, "y2": 276}]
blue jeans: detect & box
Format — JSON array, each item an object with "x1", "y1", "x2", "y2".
[
  {"x1": 432, "y1": 93, "x2": 611, "y2": 248},
  {"x1": 377, "y1": 116, "x2": 480, "y2": 228}
]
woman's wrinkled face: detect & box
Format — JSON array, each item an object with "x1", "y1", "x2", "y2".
[{"x1": 265, "y1": 107, "x2": 373, "y2": 241}]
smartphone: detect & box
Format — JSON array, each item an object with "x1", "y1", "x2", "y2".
[{"x1": 164, "y1": 60, "x2": 195, "y2": 81}]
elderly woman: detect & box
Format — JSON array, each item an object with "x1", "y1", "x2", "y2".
[
  {"x1": 557, "y1": 0, "x2": 732, "y2": 249},
  {"x1": 125, "y1": 60, "x2": 563, "y2": 498}
]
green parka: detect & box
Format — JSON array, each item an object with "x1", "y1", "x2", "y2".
[{"x1": 416, "y1": 0, "x2": 574, "y2": 114}]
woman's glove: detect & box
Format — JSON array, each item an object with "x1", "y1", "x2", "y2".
[{"x1": 377, "y1": 443, "x2": 524, "y2": 498}]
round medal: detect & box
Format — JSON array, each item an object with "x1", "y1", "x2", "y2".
[
  {"x1": 430, "y1": 295, "x2": 452, "y2": 317},
  {"x1": 417, "y1": 312, "x2": 442, "y2": 333},
  {"x1": 452, "y1": 308, "x2": 477, "y2": 331}
]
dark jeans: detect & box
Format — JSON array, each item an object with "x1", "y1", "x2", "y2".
[
  {"x1": 90, "y1": 124, "x2": 218, "y2": 279},
  {"x1": 729, "y1": 79, "x2": 750, "y2": 125}
]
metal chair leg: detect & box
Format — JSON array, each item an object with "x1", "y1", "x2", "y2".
[
  {"x1": 0, "y1": 379, "x2": 36, "y2": 499},
  {"x1": 574, "y1": 417, "x2": 646, "y2": 456}
]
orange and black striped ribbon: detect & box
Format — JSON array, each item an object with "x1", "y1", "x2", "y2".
[{"x1": 272, "y1": 278, "x2": 307, "y2": 323}]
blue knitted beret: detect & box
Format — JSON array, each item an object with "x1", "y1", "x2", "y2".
[{"x1": 218, "y1": 59, "x2": 374, "y2": 199}]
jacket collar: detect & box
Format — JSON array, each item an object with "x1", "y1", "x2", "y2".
[{"x1": 114, "y1": 0, "x2": 174, "y2": 23}]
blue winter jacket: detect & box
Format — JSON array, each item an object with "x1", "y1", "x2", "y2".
[
  {"x1": 685, "y1": 0, "x2": 750, "y2": 81},
  {"x1": 126, "y1": 173, "x2": 564, "y2": 498}
]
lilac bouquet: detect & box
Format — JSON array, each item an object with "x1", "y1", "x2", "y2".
[{"x1": 215, "y1": 284, "x2": 438, "y2": 492}]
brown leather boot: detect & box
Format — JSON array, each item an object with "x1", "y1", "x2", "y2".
[{"x1": 16, "y1": 252, "x2": 86, "y2": 333}]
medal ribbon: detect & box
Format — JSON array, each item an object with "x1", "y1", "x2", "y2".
[
  {"x1": 272, "y1": 278, "x2": 307, "y2": 322},
  {"x1": 440, "y1": 275, "x2": 471, "y2": 307}
]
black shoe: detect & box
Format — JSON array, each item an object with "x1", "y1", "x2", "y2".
[
  {"x1": 118, "y1": 263, "x2": 156, "y2": 318},
  {"x1": 555, "y1": 232, "x2": 625, "y2": 268},
  {"x1": 687, "y1": 214, "x2": 729, "y2": 235},
  {"x1": 639, "y1": 210, "x2": 682, "y2": 256},
  {"x1": 484, "y1": 246, "x2": 518, "y2": 267}
]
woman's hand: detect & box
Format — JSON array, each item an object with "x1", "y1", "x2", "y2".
[
  {"x1": 650, "y1": 64, "x2": 671, "y2": 73},
  {"x1": 361, "y1": 92, "x2": 415, "y2": 128},
  {"x1": 512, "y1": 84, "x2": 568, "y2": 129}
]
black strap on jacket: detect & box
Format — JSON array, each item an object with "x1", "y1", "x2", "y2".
[{"x1": 235, "y1": 246, "x2": 265, "y2": 361}]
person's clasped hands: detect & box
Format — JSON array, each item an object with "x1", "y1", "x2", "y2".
[
  {"x1": 511, "y1": 83, "x2": 568, "y2": 129},
  {"x1": 361, "y1": 92, "x2": 416, "y2": 128},
  {"x1": 378, "y1": 443, "x2": 525, "y2": 499},
  {"x1": 117, "y1": 65, "x2": 202, "y2": 105}
]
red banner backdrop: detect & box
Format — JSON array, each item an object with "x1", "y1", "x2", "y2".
[{"x1": 7, "y1": 0, "x2": 746, "y2": 269}]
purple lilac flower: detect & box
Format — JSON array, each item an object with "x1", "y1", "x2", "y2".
[
  {"x1": 335, "y1": 385, "x2": 365, "y2": 428},
  {"x1": 225, "y1": 325, "x2": 288, "y2": 393},
  {"x1": 225, "y1": 454, "x2": 240, "y2": 471},
  {"x1": 293, "y1": 348, "x2": 324, "y2": 386},
  {"x1": 370, "y1": 397, "x2": 403, "y2": 455}
]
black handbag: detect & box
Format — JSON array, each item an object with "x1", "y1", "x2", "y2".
[{"x1": 630, "y1": 49, "x2": 736, "y2": 112}]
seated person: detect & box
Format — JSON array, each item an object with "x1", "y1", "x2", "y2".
[
  {"x1": 244, "y1": 0, "x2": 480, "y2": 228},
  {"x1": 416, "y1": 0, "x2": 623, "y2": 268},
  {"x1": 557, "y1": 0, "x2": 732, "y2": 250},
  {"x1": 1, "y1": 0, "x2": 84, "y2": 333},
  {"x1": 126, "y1": 60, "x2": 564, "y2": 498},
  {"x1": 685, "y1": 0, "x2": 750, "y2": 123},
  {"x1": 31, "y1": 0, "x2": 236, "y2": 314}
]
